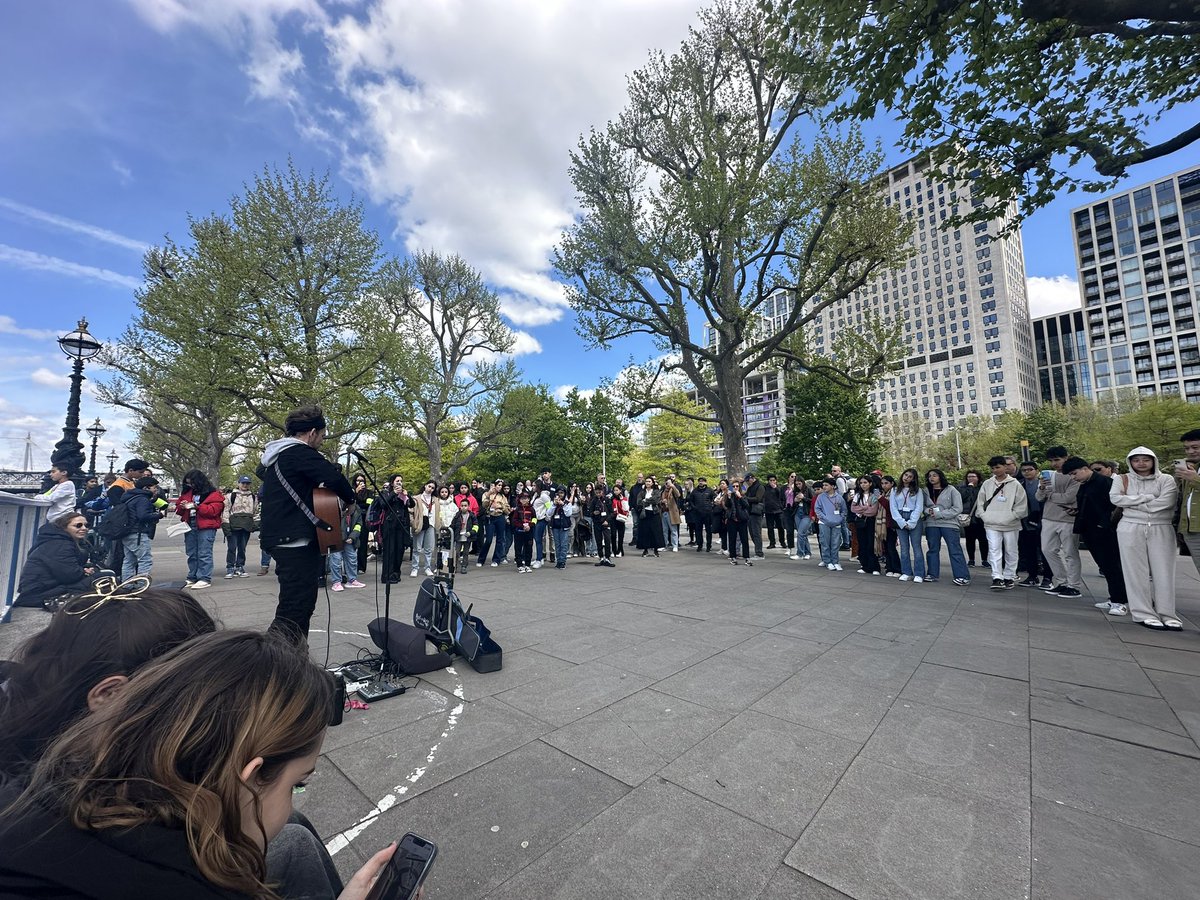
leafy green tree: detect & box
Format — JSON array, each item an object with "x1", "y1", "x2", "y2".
[
  {"x1": 375, "y1": 250, "x2": 523, "y2": 482},
  {"x1": 562, "y1": 389, "x2": 634, "y2": 484},
  {"x1": 555, "y1": 0, "x2": 912, "y2": 477},
  {"x1": 468, "y1": 385, "x2": 577, "y2": 484},
  {"x1": 764, "y1": 0, "x2": 1200, "y2": 224},
  {"x1": 1105, "y1": 396, "x2": 1200, "y2": 465},
  {"x1": 625, "y1": 392, "x2": 719, "y2": 482},
  {"x1": 773, "y1": 374, "x2": 883, "y2": 478}
]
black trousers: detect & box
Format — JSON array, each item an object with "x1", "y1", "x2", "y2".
[
  {"x1": 1018, "y1": 528, "x2": 1048, "y2": 578},
  {"x1": 884, "y1": 527, "x2": 901, "y2": 573},
  {"x1": 594, "y1": 522, "x2": 613, "y2": 559},
  {"x1": 856, "y1": 520, "x2": 880, "y2": 573},
  {"x1": 727, "y1": 521, "x2": 750, "y2": 560},
  {"x1": 965, "y1": 519, "x2": 988, "y2": 565},
  {"x1": 782, "y1": 511, "x2": 795, "y2": 549},
  {"x1": 695, "y1": 519, "x2": 715, "y2": 550},
  {"x1": 269, "y1": 544, "x2": 324, "y2": 643},
  {"x1": 747, "y1": 514, "x2": 763, "y2": 555},
  {"x1": 765, "y1": 513, "x2": 784, "y2": 547},
  {"x1": 514, "y1": 531, "x2": 533, "y2": 567},
  {"x1": 1085, "y1": 529, "x2": 1127, "y2": 604},
  {"x1": 613, "y1": 521, "x2": 626, "y2": 555}
]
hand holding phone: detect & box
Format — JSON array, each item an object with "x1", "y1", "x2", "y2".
[{"x1": 364, "y1": 832, "x2": 437, "y2": 900}]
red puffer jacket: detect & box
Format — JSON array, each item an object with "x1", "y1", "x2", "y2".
[{"x1": 177, "y1": 489, "x2": 225, "y2": 530}]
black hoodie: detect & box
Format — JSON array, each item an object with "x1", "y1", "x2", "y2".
[{"x1": 17, "y1": 523, "x2": 94, "y2": 605}]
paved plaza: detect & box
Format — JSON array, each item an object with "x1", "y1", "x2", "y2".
[{"x1": 6, "y1": 535, "x2": 1200, "y2": 899}]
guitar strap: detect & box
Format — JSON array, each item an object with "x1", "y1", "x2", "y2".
[{"x1": 272, "y1": 462, "x2": 333, "y2": 532}]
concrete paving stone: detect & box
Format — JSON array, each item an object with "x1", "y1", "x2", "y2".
[
  {"x1": 323, "y1": 683, "x2": 455, "y2": 753},
  {"x1": 1032, "y1": 722, "x2": 1200, "y2": 845},
  {"x1": 1028, "y1": 647, "x2": 1158, "y2": 697},
  {"x1": 489, "y1": 613, "x2": 590, "y2": 652},
  {"x1": 597, "y1": 633, "x2": 722, "y2": 679},
  {"x1": 415, "y1": 648, "x2": 576, "y2": 702},
  {"x1": 1027, "y1": 626, "x2": 1132, "y2": 660},
  {"x1": 787, "y1": 758, "x2": 1030, "y2": 900},
  {"x1": 768, "y1": 614, "x2": 860, "y2": 645},
  {"x1": 327, "y1": 695, "x2": 550, "y2": 803},
  {"x1": 938, "y1": 618, "x2": 1029, "y2": 650},
  {"x1": 860, "y1": 699, "x2": 1031, "y2": 804},
  {"x1": 752, "y1": 670, "x2": 897, "y2": 743},
  {"x1": 532, "y1": 621, "x2": 641, "y2": 665},
  {"x1": 864, "y1": 611, "x2": 953, "y2": 633},
  {"x1": 841, "y1": 629, "x2": 936, "y2": 656},
  {"x1": 572, "y1": 600, "x2": 702, "y2": 637},
  {"x1": 1032, "y1": 798, "x2": 1200, "y2": 900},
  {"x1": 293, "y1": 756, "x2": 376, "y2": 839},
  {"x1": 661, "y1": 710, "x2": 860, "y2": 838},
  {"x1": 1111, "y1": 622, "x2": 1200, "y2": 652},
  {"x1": 1145, "y1": 668, "x2": 1200, "y2": 744},
  {"x1": 899, "y1": 663, "x2": 1030, "y2": 726},
  {"x1": 541, "y1": 689, "x2": 731, "y2": 787},
  {"x1": 656, "y1": 592, "x2": 757, "y2": 620},
  {"x1": 755, "y1": 867, "x2": 854, "y2": 899},
  {"x1": 486, "y1": 779, "x2": 791, "y2": 900},
  {"x1": 715, "y1": 596, "x2": 823, "y2": 628},
  {"x1": 721, "y1": 631, "x2": 833, "y2": 670},
  {"x1": 924, "y1": 636, "x2": 1030, "y2": 681},
  {"x1": 654, "y1": 639, "x2": 820, "y2": 714},
  {"x1": 671, "y1": 619, "x2": 766, "y2": 652},
  {"x1": 496, "y1": 659, "x2": 653, "y2": 726},
  {"x1": 1030, "y1": 678, "x2": 1198, "y2": 757},
  {"x1": 1126, "y1": 642, "x2": 1200, "y2": 677},
  {"x1": 799, "y1": 645, "x2": 923, "y2": 692},
  {"x1": 1024, "y1": 607, "x2": 1116, "y2": 636},
  {"x1": 341, "y1": 741, "x2": 630, "y2": 900},
  {"x1": 803, "y1": 597, "x2": 895, "y2": 625}
]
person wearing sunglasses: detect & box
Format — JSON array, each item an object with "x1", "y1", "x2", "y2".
[{"x1": 14, "y1": 513, "x2": 111, "y2": 611}]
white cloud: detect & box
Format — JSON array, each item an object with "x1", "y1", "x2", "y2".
[
  {"x1": 30, "y1": 368, "x2": 71, "y2": 389},
  {"x1": 0, "y1": 316, "x2": 59, "y2": 341},
  {"x1": 126, "y1": 0, "x2": 705, "y2": 331},
  {"x1": 0, "y1": 197, "x2": 150, "y2": 252},
  {"x1": 553, "y1": 384, "x2": 575, "y2": 402},
  {"x1": 110, "y1": 159, "x2": 134, "y2": 186},
  {"x1": 0, "y1": 244, "x2": 142, "y2": 290},
  {"x1": 508, "y1": 330, "x2": 543, "y2": 357},
  {"x1": 1026, "y1": 275, "x2": 1082, "y2": 319}
]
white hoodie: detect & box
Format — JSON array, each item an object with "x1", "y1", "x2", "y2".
[{"x1": 1110, "y1": 446, "x2": 1178, "y2": 526}]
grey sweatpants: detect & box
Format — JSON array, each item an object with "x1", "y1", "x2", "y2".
[
  {"x1": 1041, "y1": 519, "x2": 1082, "y2": 588},
  {"x1": 1118, "y1": 521, "x2": 1177, "y2": 623},
  {"x1": 267, "y1": 823, "x2": 343, "y2": 900}
]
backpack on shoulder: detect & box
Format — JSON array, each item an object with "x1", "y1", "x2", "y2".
[{"x1": 95, "y1": 497, "x2": 134, "y2": 540}]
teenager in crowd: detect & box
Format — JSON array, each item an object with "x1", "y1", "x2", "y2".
[
  {"x1": 660, "y1": 476, "x2": 682, "y2": 552},
  {"x1": 814, "y1": 477, "x2": 847, "y2": 572},
  {"x1": 1061, "y1": 457, "x2": 1128, "y2": 616},
  {"x1": 974, "y1": 455, "x2": 1028, "y2": 590},
  {"x1": 120, "y1": 476, "x2": 166, "y2": 581},
  {"x1": 743, "y1": 472, "x2": 766, "y2": 558},
  {"x1": 451, "y1": 497, "x2": 478, "y2": 574},
  {"x1": 1016, "y1": 461, "x2": 1052, "y2": 589},
  {"x1": 877, "y1": 475, "x2": 902, "y2": 576},
  {"x1": 477, "y1": 482, "x2": 511, "y2": 568},
  {"x1": 369, "y1": 474, "x2": 414, "y2": 583},
  {"x1": 923, "y1": 469, "x2": 969, "y2": 585},
  {"x1": 611, "y1": 486, "x2": 631, "y2": 557},
  {"x1": 1036, "y1": 445, "x2": 1084, "y2": 599},
  {"x1": 689, "y1": 477, "x2": 715, "y2": 552},
  {"x1": 222, "y1": 475, "x2": 258, "y2": 579},
  {"x1": 587, "y1": 484, "x2": 616, "y2": 567},
  {"x1": 637, "y1": 476, "x2": 664, "y2": 557},
  {"x1": 959, "y1": 470, "x2": 988, "y2": 568},
  {"x1": 892, "y1": 468, "x2": 925, "y2": 582},
  {"x1": 510, "y1": 491, "x2": 536, "y2": 573},
  {"x1": 34, "y1": 464, "x2": 77, "y2": 528},
  {"x1": 409, "y1": 481, "x2": 438, "y2": 578},
  {"x1": 763, "y1": 474, "x2": 786, "y2": 550},
  {"x1": 849, "y1": 476, "x2": 881, "y2": 575},
  {"x1": 724, "y1": 479, "x2": 752, "y2": 566},
  {"x1": 789, "y1": 476, "x2": 814, "y2": 561},
  {"x1": 549, "y1": 488, "x2": 575, "y2": 569},
  {"x1": 1112, "y1": 447, "x2": 1180, "y2": 630},
  {"x1": 176, "y1": 469, "x2": 225, "y2": 590}
]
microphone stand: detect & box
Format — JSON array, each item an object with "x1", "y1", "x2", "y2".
[{"x1": 341, "y1": 452, "x2": 407, "y2": 702}]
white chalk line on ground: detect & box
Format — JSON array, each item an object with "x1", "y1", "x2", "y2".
[
  {"x1": 325, "y1": 667, "x2": 466, "y2": 857},
  {"x1": 309, "y1": 628, "x2": 372, "y2": 638}
]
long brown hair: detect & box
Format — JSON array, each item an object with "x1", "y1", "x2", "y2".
[
  {"x1": 0, "y1": 588, "x2": 216, "y2": 782},
  {"x1": 16, "y1": 630, "x2": 332, "y2": 899}
]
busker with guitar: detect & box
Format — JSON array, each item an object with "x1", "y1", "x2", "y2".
[{"x1": 256, "y1": 405, "x2": 355, "y2": 642}]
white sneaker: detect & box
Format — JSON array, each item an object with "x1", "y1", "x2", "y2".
[
  {"x1": 834, "y1": 564, "x2": 843, "y2": 571},
  {"x1": 857, "y1": 568, "x2": 866, "y2": 574},
  {"x1": 410, "y1": 569, "x2": 419, "y2": 577},
  {"x1": 224, "y1": 573, "x2": 236, "y2": 579},
  {"x1": 886, "y1": 571, "x2": 900, "y2": 577},
  {"x1": 490, "y1": 562, "x2": 498, "y2": 568},
  {"x1": 898, "y1": 574, "x2": 911, "y2": 582},
  {"x1": 1094, "y1": 600, "x2": 1113, "y2": 611},
  {"x1": 533, "y1": 560, "x2": 543, "y2": 569},
  {"x1": 913, "y1": 576, "x2": 924, "y2": 583},
  {"x1": 425, "y1": 568, "x2": 434, "y2": 576},
  {"x1": 789, "y1": 554, "x2": 800, "y2": 560},
  {"x1": 476, "y1": 562, "x2": 483, "y2": 568},
  {"x1": 671, "y1": 547, "x2": 678, "y2": 552},
  {"x1": 1106, "y1": 604, "x2": 1129, "y2": 616},
  {"x1": 190, "y1": 580, "x2": 211, "y2": 589},
  {"x1": 802, "y1": 555, "x2": 811, "y2": 560},
  {"x1": 827, "y1": 563, "x2": 836, "y2": 570}
]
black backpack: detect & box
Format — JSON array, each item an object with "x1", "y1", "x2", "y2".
[{"x1": 95, "y1": 497, "x2": 134, "y2": 540}]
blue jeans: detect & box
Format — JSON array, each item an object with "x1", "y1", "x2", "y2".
[
  {"x1": 897, "y1": 520, "x2": 926, "y2": 577},
  {"x1": 817, "y1": 523, "x2": 840, "y2": 565},
  {"x1": 926, "y1": 526, "x2": 969, "y2": 581},
  {"x1": 328, "y1": 540, "x2": 359, "y2": 584},
  {"x1": 664, "y1": 515, "x2": 679, "y2": 549},
  {"x1": 478, "y1": 515, "x2": 507, "y2": 564},
  {"x1": 184, "y1": 528, "x2": 217, "y2": 581},
  {"x1": 411, "y1": 526, "x2": 434, "y2": 572},
  {"x1": 226, "y1": 529, "x2": 251, "y2": 574},
  {"x1": 534, "y1": 519, "x2": 549, "y2": 561},
  {"x1": 840, "y1": 521, "x2": 851, "y2": 550},
  {"x1": 795, "y1": 512, "x2": 813, "y2": 557},
  {"x1": 121, "y1": 532, "x2": 153, "y2": 580},
  {"x1": 552, "y1": 528, "x2": 570, "y2": 567}
]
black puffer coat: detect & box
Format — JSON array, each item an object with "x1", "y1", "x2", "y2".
[{"x1": 17, "y1": 523, "x2": 95, "y2": 608}]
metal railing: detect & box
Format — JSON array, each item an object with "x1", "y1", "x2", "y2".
[{"x1": 1, "y1": 491, "x2": 50, "y2": 621}]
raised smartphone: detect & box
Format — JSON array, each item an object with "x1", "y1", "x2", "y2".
[{"x1": 365, "y1": 833, "x2": 438, "y2": 900}]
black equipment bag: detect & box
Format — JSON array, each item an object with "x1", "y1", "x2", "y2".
[
  {"x1": 368, "y1": 617, "x2": 453, "y2": 675},
  {"x1": 413, "y1": 576, "x2": 500, "y2": 669}
]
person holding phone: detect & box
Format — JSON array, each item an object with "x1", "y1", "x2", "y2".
[
  {"x1": 0, "y1": 630, "x2": 402, "y2": 899},
  {"x1": 1035, "y1": 446, "x2": 1084, "y2": 599}
]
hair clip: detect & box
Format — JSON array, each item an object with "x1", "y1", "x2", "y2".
[{"x1": 62, "y1": 575, "x2": 153, "y2": 619}]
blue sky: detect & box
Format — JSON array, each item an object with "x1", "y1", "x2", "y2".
[{"x1": 0, "y1": 0, "x2": 1196, "y2": 469}]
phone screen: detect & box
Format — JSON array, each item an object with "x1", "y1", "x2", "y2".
[{"x1": 365, "y1": 832, "x2": 438, "y2": 900}]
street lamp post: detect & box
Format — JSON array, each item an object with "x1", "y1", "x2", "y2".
[
  {"x1": 86, "y1": 417, "x2": 106, "y2": 478},
  {"x1": 49, "y1": 318, "x2": 103, "y2": 491},
  {"x1": 601, "y1": 425, "x2": 608, "y2": 480},
  {"x1": 106, "y1": 450, "x2": 119, "y2": 474}
]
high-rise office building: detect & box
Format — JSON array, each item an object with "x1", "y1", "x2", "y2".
[
  {"x1": 1072, "y1": 165, "x2": 1200, "y2": 402},
  {"x1": 1032, "y1": 310, "x2": 1092, "y2": 404},
  {"x1": 816, "y1": 153, "x2": 1040, "y2": 435}
]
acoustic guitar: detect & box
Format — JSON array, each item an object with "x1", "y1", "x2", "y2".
[{"x1": 312, "y1": 487, "x2": 344, "y2": 556}]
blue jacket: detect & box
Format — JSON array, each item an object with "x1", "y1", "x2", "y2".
[
  {"x1": 892, "y1": 487, "x2": 925, "y2": 531},
  {"x1": 814, "y1": 492, "x2": 846, "y2": 526}
]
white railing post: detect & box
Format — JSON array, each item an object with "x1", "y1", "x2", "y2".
[{"x1": 1, "y1": 491, "x2": 51, "y2": 622}]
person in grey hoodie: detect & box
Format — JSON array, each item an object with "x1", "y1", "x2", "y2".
[
  {"x1": 1111, "y1": 447, "x2": 1181, "y2": 630},
  {"x1": 1036, "y1": 445, "x2": 1083, "y2": 598}
]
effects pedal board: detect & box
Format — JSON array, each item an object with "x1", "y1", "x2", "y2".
[
  {"x1": 357, "y1": 675, "x2": 407, "y2": 703},
  {"x1": 339, "y1": 662, "x2": 379, "y2": 683}
]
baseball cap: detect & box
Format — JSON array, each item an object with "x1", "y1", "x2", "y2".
[{"x1": 238, "y1": 475, "x2": 252, "y2": 484}]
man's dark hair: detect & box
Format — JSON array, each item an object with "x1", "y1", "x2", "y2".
[
  {"x1": 123, "y1": 458, "x2": 149, "y2": 473},
  {"x1": 134, "y1": 476, "x2": 158, "y2": 489},
  {"x1": 766, "y1": 473, "x2": 777, "y2": 480},
  {"x1": 1020, "y1": 461, "x2": 1038, "y2": 470},
  {"x1": 1182, "y1": 429, "x2": 1200, "y2": 442},
  {"x1": 823, "y1": 477, "x2": 837, "y2": 487},
  {"x1": 1045, "y1": 446, "x2": 1069, "y2": 459},
  {"x1": 284, "y1": 405, "x2": 326, "y2": 436},
  {"x1": 1060, "y1": 457, "x2": 1089, "y2": 475},
  {"x1": 987, "y1": 455, "x2": 1008, "y2": 468}
]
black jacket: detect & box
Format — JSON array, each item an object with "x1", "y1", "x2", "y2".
[
  {"x1": 690, "y1": 485, "x2": 715, "y2": 518},
  {"x1": 763, "y1": 484, "x2": 785, "y2": 515},
  {"x1": 586, "y1": 495, "x2": 612, "y2": 527},
  {"x1": 256, "y1": 441, "x2": 354, "y2": 550},
  {"x1": 1073, "y1": 473, "x2": 1118, "y2": 536},
  {"x1": 17, "y1": 524, "x2": 93, "y2": 605},
  {"x1": 121, "y1": 488, "x2": 162, "y2": 538},
  {"x1": 0, "y1": 784, "x2": 246, "y2": 899},
  {"x1": 743, "y1": 479, "x2": 765, "y2": 515}
]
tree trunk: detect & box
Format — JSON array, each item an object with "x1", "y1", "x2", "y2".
[
  {"x1": 425, "y1": 410, "x2": 443, "y2": 484},
  {"x1": 714, "y1": 356, "x2": 748, "y2": 478}
]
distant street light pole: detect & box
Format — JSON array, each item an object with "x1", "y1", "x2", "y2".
[
  {"x1": 49, "y1": 318, "x2": 102, "y2": 491},
  {"x1": 106, "y1": 450, "x2": 119, "y2": 474},
  {"x1": 601, "y1": 425, "x2": 608, "y2": 479},
  {"x1": 86, "y1": 417, "x2": 107, "y2": 478}
]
